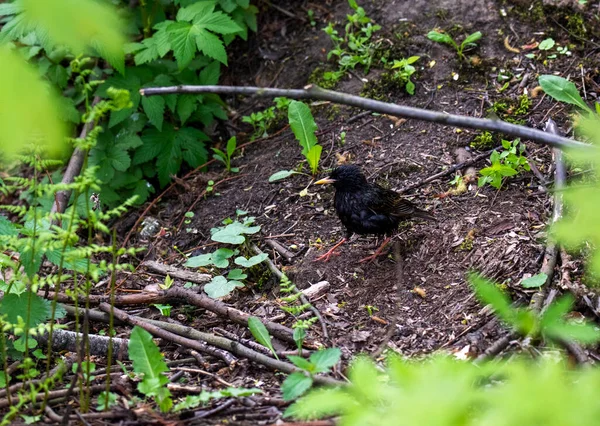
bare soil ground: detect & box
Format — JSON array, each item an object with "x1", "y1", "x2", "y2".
[{"x1": 109, "y1": 0, "x2": 600, "y2": 423}]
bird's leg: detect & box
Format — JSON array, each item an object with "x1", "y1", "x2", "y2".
[
  {"x1": 359, "y1": 236, "x2": 391, "y2": 263},
  {"x1": 314, "y1": 237, "x2": 347, "y2": 262}
]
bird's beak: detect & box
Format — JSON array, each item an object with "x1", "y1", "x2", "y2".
[{"x1": 315, "y1": 177, "x2": 336, "y2": 185}]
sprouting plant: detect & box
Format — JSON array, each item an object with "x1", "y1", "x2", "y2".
[
  {"x1": 322, "y1": 0, "x2": 381, "y2": 85},
  {"x1": 184, "y1": 212, "x2": 268, "y2": 298},
  {"x1": 389, "y1": 56, "x2": 420, "y2": 95},
  {"x1": 427, "y1": 29, "x2": 482, "y2": 61},
  {"x1": 242, "y1": 97, "x2": 291, "y2": 140},
  {"x1": 212, "y1": 136, "x2": 239, "y2": 173},
  {"x1": 288, "y1": 100, "x2": 322, "y2": 175},
  {"x1": 364, "y1": 305, "x2": 379, "y2": 316},
  {"x1": 307, "y1": 9, "x2": 316, "y2": 27},
  {"x1": 279, "y1": 274, "x2": 318, "y2": 352},
  {"x1": 282, "y1": 348, "x2": 342, "y2": 401},
  {"x1": 478, "y1": 139, "x2": 530, "y2": 189}
]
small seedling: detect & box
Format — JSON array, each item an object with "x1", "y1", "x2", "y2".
[
  {"x1": 364, "y1": 305, "x2": 379, "y2": 316},
  {"x1": 322, "y1": 0, "x2": 381, "y2": 85},
  {"x1": 390, "y1": 56, "x2": 420, "y2": 95},
  {"x1": 159, "y1": 274, "x2": 174, "y2": 290},
  {"x1": 427, "y1": 29, "x2": 482, "y2": 61},
  {"x1": 212, "y1": 136, "x2": 239, "y2": 173},
  {"x1": 478, "y1": 139, "x2": 529, "y2": 189},
  {"x1": 307, "y1": 9, "x2": 316, "y2": 27}
]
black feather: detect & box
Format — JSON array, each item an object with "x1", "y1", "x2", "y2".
[{"x1": 323, "y1": 165, "x2": 434, "y2": 238}]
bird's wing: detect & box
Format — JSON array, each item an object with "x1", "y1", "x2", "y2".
[{"x1": 367, "y1": 186, "x2": 418, "y2": 218}]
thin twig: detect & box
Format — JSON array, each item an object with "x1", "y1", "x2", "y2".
[
  {"x1": 398, "y1": 149, "x2": 495, "y2": 193},
  {"x1": 140, "y1": 85, "x2": 590, "y2": 151},
  {"x1": 100, "y1": 304, "x2": 344, "y2": 387}
]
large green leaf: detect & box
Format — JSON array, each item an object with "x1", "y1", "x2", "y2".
[
  {"x1": 539, "y1": 75, "x2": 593, "y2": 114},
  {"x1": 288, "y1": 101, "x2": 318, "y2": 155},
  {"x1": 129, "y1": 326, "x2": 173, "y2": 412}
]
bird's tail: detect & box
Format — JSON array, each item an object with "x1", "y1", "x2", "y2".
[{"x1": 412, "y1": 208, "x2": 436, "y2": 221}]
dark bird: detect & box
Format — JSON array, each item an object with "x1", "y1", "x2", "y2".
[{"x1": 314, "y1": 165, "x2": 435, "y2": 262}]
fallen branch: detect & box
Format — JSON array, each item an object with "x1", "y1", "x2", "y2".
[
  {"x1": 50, "y1": 97, "x2": 100, "y2": 218},
  {"x1": 33, "y1": 329, "x2": 128, "y2": 360},
  {"x1": 142, "y1": 260, "x2": 211, "y2": 283},
  {"x1": 43, "y1": 286, "x2": 297, "y2": 344},
  {"x1": 101, "y1": 304, "x2": 344, "y2": 387},
  {"x1": 140, "y1": 85, "x2": 590, "y2": 152}
]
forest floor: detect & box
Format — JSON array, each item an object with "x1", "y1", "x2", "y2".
[{"x1": 106, "y1": 0, "x2": 600, "y2": 424}]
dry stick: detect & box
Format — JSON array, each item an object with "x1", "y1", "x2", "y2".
[
  {"x1": 142, "y1": 260, "x2": 211, "y2": 283},
  {"x1": 398, "y1": 149, "x2": 495, "y2": 194},
  {"x1": 264, "y1": 239, "x2": 296, "y2": 262},
  {"x1": 45, "y1": 286, "x2": 297, "y2": 344},
  {"x1": 140, "y1": 85, "x2": 590, "y2": 152},
  {"x1": 50, "y1": 97, "x2": 100, "y2": 218},
  {"x1": 100, "y1": 303, "x2": 344, "y2": 387},
  {"x1": 251, "y1": 244, "x2": 330, "y2": 342},
  {"x1": 0, "y1": 384, "x2": 113, "y2": 410},
  {"x1": 33, "y1": 329, "x2": 128, "y2": 359}
]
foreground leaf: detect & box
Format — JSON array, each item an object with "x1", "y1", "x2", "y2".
[{"x1": 248, "y1": 316, "x2": 278, "y2": 359}]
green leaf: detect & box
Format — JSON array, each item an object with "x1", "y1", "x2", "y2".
[
  {"x1": 269, "y1": 170, "x2": 299, "y2": 182},
  {"x1": 199, "y1": 61, "x2": 221, "y2": 85},
  {"x1": 211, "y1": 221, "x2": 260, "y2": 244},
  {"x1": 226, "y1": 136, "x2": 237, "y2": 158},
  {"x1": 538, "y1": 38, "x2": 555, "y2": 50},
  {"x1": 21, "y1": 0, "x2": 126, "y2": 73},
  {"x1": 177, "y1": 1, "x2": 216, "y2": 22},
  {"x1": 538, "y1": 75, "x2": 593, "y2": 114},
  {"x1": 306, "y1": 144, "x2": 322, "y2": 174},
  {"x1": 521, "y1": 273, "x2": 548, "y2": 288},
  {"x1": 288, "y1": 101, "x2": 318, "y2": 156},
  {"x1": 287, "y1": 355, "x2": 314, "y2": 371},
  {"x1": 176, "y1": 127, "x2": 209, "y2": 168},
  {"x1": 211, "y1": 248, "x2": 234, "y2": 268},
  {"x1": 310, "y1": 348, "x2": 341, "y2": 373},
  {"x1": 462, "y1": 31, "x2": 482, "y2": 46},
  {"x1": 194, "y1": 28, "x2": 228, "y2": 64},
  {"x1": 141, "y1": 96, "x2": 165, "y2": 131},
  {"x1": 282, "y1": 373, "x2": 313, "y2": 401},
  {"x1": 176, "y1": 94, "x2": 198, "y2": 124},
  {"x1": 227, "y1": 269, "x2": 247, "y2": 280},
  {"x1": 234, "y1": 253, "x2": 268, "y2": 267},
  {"x1": 0, "y1": 216, "x2": 18, "y2": 237},
  {"x1": 0, "y1": 292, "x2": 49, "y2": 327},
  {"x1": 186, "y1": 253, "x2": 213, "y2": 267},
  {"x1": 427, "y1": 30, "x2": 456, "y2": 48},
  {"x1": 248, "y1": 316, "x2": 278, "y2": 359},
  {"x1": 129, "y1": 327, "x2": 172, "y2": 412},
  {"x1": 168, "y1": 21, "x2": 198, "y2": 69},
  {"x1": 204, "y1": 275, "x2": 244, "y2": 298},
  {"x1": 469, "y1": 274, "x2": 515, "y2": 325},
  {"x1": 196, "y1": 10, "x2": 242, "y2": 34},
  {"x1": 0, "y1": 46, "x2": 67, "y2": 160}
]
